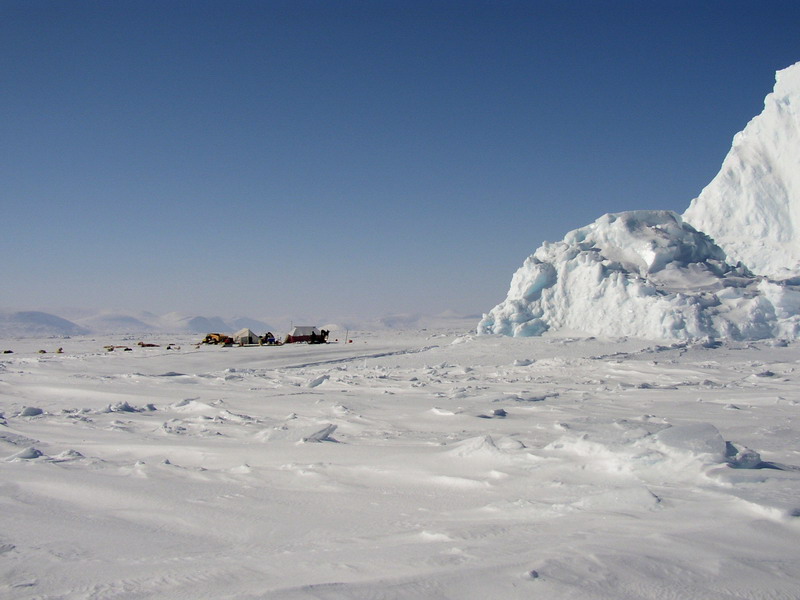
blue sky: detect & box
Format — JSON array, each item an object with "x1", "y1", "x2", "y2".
[{"x1": 2, "y1": 0, "x2": 799, "y2": 324}]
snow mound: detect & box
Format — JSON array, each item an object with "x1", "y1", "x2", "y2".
[
  {"x1": 306, "y1": 374, "x2": 330, "y2": 388},
  {"x1": 652, "y1": 422, "x2": 727, "y2": 461},
  {"x1": 169, "y1": 399, "x2": 217, "y2": 414},
  {"x1": 684, "y1": 61, "x2": 800, "y2": 278},
  {"x1": 101, "y1": 401, "x2": 153, "y2": 414},
  {"x1": 7, "y1": 447, "x2": 44, "y2": 461},
  {"x1": 444, "y1": 435, "x2": 525, "y2": 461},
  {"x1": 478, "y1": 210, "x2": 800, "y2": 340}
]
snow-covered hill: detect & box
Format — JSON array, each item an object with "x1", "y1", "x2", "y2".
[
  {"x1": 479, "y1": 211, "x2": 800, "y2": 340},
  {"x1": 0, "y1": 311, "x2": 90, "y2": 337},
  {"x1": 683, "y1": 61, "x2": 800, "y2": 277},
  {"x1": 74, "y1": 312, "x2": 158, "y2": 334}
]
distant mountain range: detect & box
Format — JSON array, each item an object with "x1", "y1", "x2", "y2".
[
  {"x1": 0, "y1": 308, "x2": 479, "y2": 338},
  {"x1": 0, "y1": 309, "x2": 273, "y2": 338}
]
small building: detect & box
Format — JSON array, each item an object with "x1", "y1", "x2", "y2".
[
  {"x1": 232, "y1": 328, "x2": 260, "y2": 345},
  {"x1": 285, "y1": 326, "x2": 321, "y2": 344}
]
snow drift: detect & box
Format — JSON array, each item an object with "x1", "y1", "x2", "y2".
[
  {"x1": 478, "y1": 210, "x2": 800, "y2": 340},
  {"x1": 684, "y1": 61, "x2": 800, "y2": 278}
]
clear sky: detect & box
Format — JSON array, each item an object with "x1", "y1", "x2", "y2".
[{"x1": 2, "y1": 0, "x2": 799, "y2": 324}]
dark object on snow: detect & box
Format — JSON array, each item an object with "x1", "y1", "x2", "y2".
[
  {"x1": 477, "y1": 408, "x2": 508, "y2": 419},
  {"x1": 285, "y1": 326, "x2": 327, "y2": 344},
  {"x1": 19, "y1": 407, "x2": 44, "y2": 417},
  {"x1": 201, "y1": 333, "x2": 233, "y2": 345}
]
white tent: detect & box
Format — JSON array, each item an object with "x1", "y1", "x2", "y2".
[
  {"x1": 232, "y1": 328, "x2": 259, "y2": 345},
  {"x1": 285, "y1": 326, "x2": 321, "y2": 343}
]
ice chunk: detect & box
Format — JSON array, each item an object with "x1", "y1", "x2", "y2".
[
  {"x1": 18, "y1": 407, "x2": 43, "y2": 417},
  {"x1": 300, "y1": 424, "x2": 338, "y2": 443},
  {"x1": 8, "y1": 447, "x2": 43, "y2": 460},
  {"x1": 653, "y1": 423, "x2": 726, "y2": 461}
]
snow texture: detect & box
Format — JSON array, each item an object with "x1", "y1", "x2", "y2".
[
  {"x1": 684, "y1": 61, "x2": 800, "y2": 278},
  {"x1": 1, "y1": 330, "x2": 799, "y2": 599}
]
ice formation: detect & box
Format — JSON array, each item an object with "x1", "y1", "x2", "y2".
[
  {"x1": 683, "y1": 61, "x2": 800, "y2": 278},
  {"x1": 478, "y1": 210, "x2": 800, "y2": 340},
  {"x1": 483, "y1": 62, "x2": 800, "y2": 340}
]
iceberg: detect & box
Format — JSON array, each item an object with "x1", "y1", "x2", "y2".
[
  {"x1": 478, "y1": 211, "x2": 800, "y2": 340},
  {"x1": 684, "y1": 61, "x2": 800, "y2": 278}
]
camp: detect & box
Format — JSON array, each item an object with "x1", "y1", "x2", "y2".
[
  {"x1": 285, "y1": 326, "x2": 324, "y2": 344},
  {"x1": 232, "y1": 328, "x2": 260, "y2": 345}
]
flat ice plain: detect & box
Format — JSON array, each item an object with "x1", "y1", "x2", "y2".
[{"x1": 2, "y1": 329, "x2": 799, "y2": 599}]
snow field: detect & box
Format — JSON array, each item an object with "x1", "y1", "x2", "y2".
[{"x1": 1, "y1": 330, "x2": 799, "y2": 599}]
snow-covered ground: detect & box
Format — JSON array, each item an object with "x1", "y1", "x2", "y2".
[{"x1": 2, "y1": 329, "x2": 799, "y2": 599}]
